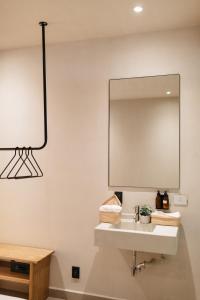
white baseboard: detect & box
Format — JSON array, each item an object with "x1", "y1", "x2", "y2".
[{"x1": 49, "y1": 287, "x2": 125, "y2": 300}]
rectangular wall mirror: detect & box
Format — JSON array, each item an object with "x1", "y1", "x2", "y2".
[{"x1": 109, "y1": 74, "x2": 180, "y2": 189}]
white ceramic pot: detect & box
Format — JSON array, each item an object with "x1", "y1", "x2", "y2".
[{"x1": 140, "y1": 215, "x2": 151, "y2": 224}]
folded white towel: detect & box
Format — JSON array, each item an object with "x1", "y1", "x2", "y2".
[
  {"x1": 151, "y1": 210, "x2": 181, "y2": 219},
  {"x1": 99, "y1": 204, "x2": 122, "y2": 213}
]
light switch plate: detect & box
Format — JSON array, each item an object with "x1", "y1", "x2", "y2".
[{"x1": 173, "y1": 194, "x2": 188, "y2": 206}]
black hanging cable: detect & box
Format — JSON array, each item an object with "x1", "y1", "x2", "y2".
[
  {"x1": 0, "y1": 21, "x2": 48, "y2": 179},
  {"x1": 38, "y1": 21, "x2": 48, "y2": 150}
]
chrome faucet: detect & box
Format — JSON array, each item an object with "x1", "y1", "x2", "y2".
[{"x1": 133, "y1": 205, "x2": 140, "y2": 223}]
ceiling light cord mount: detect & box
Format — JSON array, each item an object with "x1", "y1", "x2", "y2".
[{"x1": 0, "y1": 21, "x2": 48, "y2": 179}]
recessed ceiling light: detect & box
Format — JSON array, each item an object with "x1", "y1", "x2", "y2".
[
  {"x1": 133, "y1": 5, "x2": 143, "y2": 13},
  {"x1": 166, "y1": 91, "x2": 172, "y2": 95}
]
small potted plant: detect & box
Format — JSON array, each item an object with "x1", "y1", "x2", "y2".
[{"x1": 140, "y1": 205, "x2": 152, "y2": 224}]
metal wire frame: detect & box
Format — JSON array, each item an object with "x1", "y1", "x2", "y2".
[{"x1": 6, "y1": 147, "x2": 43, "y2": 179}]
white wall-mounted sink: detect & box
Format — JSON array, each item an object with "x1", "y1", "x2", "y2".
[{"x1": 95, "y1": 217, "x2": 179, "y2": 255}]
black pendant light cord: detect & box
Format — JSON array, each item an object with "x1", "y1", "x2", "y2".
[{"x1": 39, "y1": 21, "x2": 48, "y2": 149}]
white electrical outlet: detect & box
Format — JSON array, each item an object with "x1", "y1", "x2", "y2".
[{"x1": 173, "y1": 194, "x2": 188, "y2": 206}]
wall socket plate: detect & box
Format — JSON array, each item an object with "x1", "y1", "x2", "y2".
[
  {"x1": 72, "y1": 266, "x2": 80, "y2": 279},
  {"x1": 173, "y1": 194, "x2": 188, "y2": 206}
]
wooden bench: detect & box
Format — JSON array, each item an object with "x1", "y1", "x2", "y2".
[{"x1": 0, "y1": 244, "x2": 54, "y2": 300}]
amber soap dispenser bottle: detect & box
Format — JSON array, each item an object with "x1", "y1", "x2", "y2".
[
  {"x1": 156, "y1": 190, "x2": 162, "y2": 209},
  {"x1": 163, "y1": 191, "x2": 169, "y2": 210}
]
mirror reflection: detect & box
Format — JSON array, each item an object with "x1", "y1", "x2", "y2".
[{"x1": 109, "y1": 74, "x2": 180, "y2": 188}]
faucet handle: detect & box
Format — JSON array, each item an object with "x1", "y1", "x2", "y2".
[
  {"x1": 134, "y1": 205, "x2": 140, "y2": 213},
  {"x1": 133, "y1": 205, "x2": 140, "y2": 223}
]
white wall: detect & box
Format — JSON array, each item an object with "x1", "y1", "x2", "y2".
[{"x1": 0, "y1": 27, "x2": 199, "y2": 300}]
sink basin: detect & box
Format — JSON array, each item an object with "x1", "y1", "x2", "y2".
[
  {"x1": 95, "y1": 218, "x2": 179, "y2": 255},
  {"x1": 113, "y1": 222, "x2": 155, "y2": 232}
]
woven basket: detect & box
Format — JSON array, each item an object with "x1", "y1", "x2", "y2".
[{"x1": 99, "y1": 195, "x2": 121, "y2": 224}]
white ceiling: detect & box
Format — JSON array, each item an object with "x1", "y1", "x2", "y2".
[{"x1": 0, "y1": 0, "x2": 199, "y2": 50}]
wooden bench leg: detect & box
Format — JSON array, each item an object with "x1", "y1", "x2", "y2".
[{"x1": 29, "y1": 256, "x2": 50, "y2": 300}]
